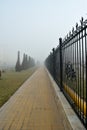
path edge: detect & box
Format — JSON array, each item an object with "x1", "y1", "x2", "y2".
[
  {"x1": 46, "y1": 68, "x2": 86, "y2": 130},
  {"x1": 0, "y1": 68, "x2": 39, "y2": 111}
]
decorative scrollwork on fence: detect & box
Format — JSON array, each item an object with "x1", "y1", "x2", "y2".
[{"x1": 65, "y1": 62, "x2": 76, "y2": 81}]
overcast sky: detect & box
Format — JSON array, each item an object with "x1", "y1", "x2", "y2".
[{"x1": 0, "y1": 0, "x2": 87, "y2": 66}]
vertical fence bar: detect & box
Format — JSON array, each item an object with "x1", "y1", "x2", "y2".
[
  {"x1": 52, "y1": 48, "x2": 56, "y2": 80},
  {"x1": 82, "y1": 30, "x2": 84, "y2": 121},
  {"x1": 77, "y1": 33, "x2": 80, "y2": 114},
  {"x1": 79, "y1": 32, "x2": 81, "y2": 118},
  {"x1": 59, "y1": 38, "x2": 63, "y2": 91},
  {"x1": 75, "y1": 36, "x2": 77, "y2": 107},
  {"x1": 86, "y1": 50, "x2": 87, "y2": 128},
  {"x1": 85, "y1": 29, "x2": 87, "y2": 128}
]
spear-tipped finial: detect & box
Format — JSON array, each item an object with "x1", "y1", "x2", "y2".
[
  {"x1": 80, "y1": 17, "x2": 84, "y2": 26},
  {"x1": 67, "y1": 34, "x2": 68, "y2": 39},
  {"x1": 72, "y1": 27, "x2": 74, "y2": 34},
  {"x1": 69, "y1": 31, "x2": 71, "y2": 36},
  {"x1": 76, "y1": 23, "x2": 78, "y2": 30}
]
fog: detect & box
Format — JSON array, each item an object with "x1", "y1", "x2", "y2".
[{"x1": 0, "y1": 0, "x2": 87, "y2": 67}]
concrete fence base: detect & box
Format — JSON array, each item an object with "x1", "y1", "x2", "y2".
[{"x1": 46, "y1": 68, "x2": 86, "y2": 130}]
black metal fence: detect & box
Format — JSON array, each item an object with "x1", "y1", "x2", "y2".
[{"x1": 45, "y1": 17, "x2": 87, "y2": 128}]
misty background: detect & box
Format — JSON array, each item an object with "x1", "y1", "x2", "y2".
[{"x1": 0, "y1": 0, "x2": 87, "y2": 68}]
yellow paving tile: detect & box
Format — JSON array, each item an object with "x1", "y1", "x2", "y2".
[{"x1": 0, "y1": 67, "x2": 71, "y2": 130}]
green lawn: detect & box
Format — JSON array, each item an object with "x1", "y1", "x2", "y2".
[{"x1": 0, "y1": 67, "x2": 37, "y2": 107}]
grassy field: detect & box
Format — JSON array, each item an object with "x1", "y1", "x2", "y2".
[{"x1": 0, "y1": 67, "x2": 37, "y2": 107}]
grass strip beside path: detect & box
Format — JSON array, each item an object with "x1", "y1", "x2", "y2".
[{"x1": 0, "y1": 67, "x2": 37, "y2": 107}]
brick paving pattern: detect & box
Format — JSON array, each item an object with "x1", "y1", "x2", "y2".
[{"x1": 0, "y1": 67, "x2": 72, "y2": 130}]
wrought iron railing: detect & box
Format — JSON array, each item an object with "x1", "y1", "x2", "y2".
[{"x1": 45, "y1": 17, "x2": 87, "y2": 128}]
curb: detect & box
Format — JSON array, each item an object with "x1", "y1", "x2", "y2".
[{"x1": 46, "y1": 69, "x2": 86, "y2": 130}]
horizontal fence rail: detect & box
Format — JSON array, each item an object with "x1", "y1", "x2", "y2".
[{"x1": 45, "y1": 17, "x2": 87, "y2": 128}]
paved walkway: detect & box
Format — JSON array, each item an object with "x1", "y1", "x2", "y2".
[{"x1": 0, "y1": 67, "x2": 72, "y2": 130}]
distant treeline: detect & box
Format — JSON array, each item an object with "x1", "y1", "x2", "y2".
[{"x1": 15, "y1": 51, "x2": 35, "y2": 71}]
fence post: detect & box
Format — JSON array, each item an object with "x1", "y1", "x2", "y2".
[
  {"x1": 86, "y1": 50, "x2": 87, "y2": 128},
  {"x1": 59, "y1": 38, "x2": 63, "y2": 91},
  {"x1": 52, "y1": 48, "x2": 56, "y2": 80}
]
